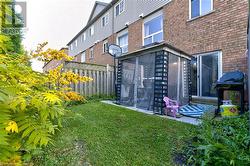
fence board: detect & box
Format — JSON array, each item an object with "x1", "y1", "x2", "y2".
[{"x1": 63, "y1": 62, "x2": 114, "y2": 97}]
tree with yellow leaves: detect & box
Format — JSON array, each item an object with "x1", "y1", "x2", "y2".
[{"x1": 0, "y1": 39, "x2": 92, "y2": 165}]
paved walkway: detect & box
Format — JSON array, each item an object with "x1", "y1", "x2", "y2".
[{"x1": 101, "y1": 100, "x2": 201, "y2": 125}]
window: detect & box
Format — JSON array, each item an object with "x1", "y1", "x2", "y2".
[
  {"x1": 117, "y1": 33, "x2": 128, "y2": 53},
  {"x1": 115, "y1": 0, "x2": 125, "y2": 16},
  {"x1": 75, "y1": 40, "x2": 78, "y2": 48},
  {"x1": 70, "y1": 44, "x2": 73, "y2": 50},
  {"x1": 103, "y1": 40, "x2": 109, "y2": 53},
  {"x1": 90, "y1": 48, "x2": 94, "y2": 59},
  {"x1": 90, "y1": 26, "x2": 94, "y2": 36},
  {"x1": 82, "y1": 33, "x2": 86, "y2": 42},
  {"x1": 81, "y1": 51, "x2": 86, "y2": 63},
  {"x1": 190, "y1": 0, "x2": 213, "y2": 19},
  {"x1": 144, "y1": 14, "x2": 163, "y2": 46},
  {"x1": 102, "y1": 13, "x2": 109, "y2": 27}
]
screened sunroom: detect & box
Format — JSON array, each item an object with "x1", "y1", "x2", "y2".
[{"x1": 116, "y1": 43, "x2": 192, "y2": 114}]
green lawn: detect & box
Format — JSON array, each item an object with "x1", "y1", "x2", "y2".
[{"x1": 33, "y1": 102, "x2": 195, "y2": 166}]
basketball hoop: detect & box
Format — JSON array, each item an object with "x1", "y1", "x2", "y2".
[{"x1": 108, "y1": 44, "x2": 122, "y2": 58}]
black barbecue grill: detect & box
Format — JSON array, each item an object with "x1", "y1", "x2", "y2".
[{"x1": 216, "y1": 71, "x2": 245, "y2": 115}]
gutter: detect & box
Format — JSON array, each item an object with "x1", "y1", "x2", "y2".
[{"x1": 117, "y1": 42, "x2": 191, "y2": 60}]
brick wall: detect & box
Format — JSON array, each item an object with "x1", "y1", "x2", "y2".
[
  {"x1": 74, "y1": 0, "x2": 248, "y2": 73},
  {"x1": 128, "y1": 19, "x2": 143, "y2": 52},
  {"x1": 163, "y1": 0, "x2": 248, "y2": 72}
]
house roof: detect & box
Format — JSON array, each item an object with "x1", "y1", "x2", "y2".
[
  {"x1": 87, "y1": 1, "x2": 109, "y2": 23},
  {"x1": 67, "y1": 0, "x2": 119, "y2": 46},
  {"x1": 117, "y1": 42, "x2": 192, "y2": 60}
]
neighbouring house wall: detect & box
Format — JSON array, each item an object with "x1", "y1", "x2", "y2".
[
  {"x1": 69, "y1": 0, "x2": 248, "y2": 73},
  {"x1": 68, "y1": 0, "x2": 172, "y2": 57},
  {"x1": 89, "y1": 3, "x2": 108, "y2": 22},
  {"x1": 163, "y1": 0, "x2": 248, "y2": 73},
  {"x1": 74, "y1": 34, "x2": 116, "y2": 65},
  {"x1": 69, "y1": 7, "x2": 114, "y2": 57}
]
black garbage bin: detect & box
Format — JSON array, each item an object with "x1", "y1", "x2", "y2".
[{"x1": 216, "y1": 71, "x2": 245, "y2": 115}]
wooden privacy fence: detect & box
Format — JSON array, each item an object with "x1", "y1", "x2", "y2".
[{"x1": 63, "y1": 61, "x2": 115, "y2": 97}]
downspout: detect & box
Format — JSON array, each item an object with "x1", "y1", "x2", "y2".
[
  {"x1": 248, "y1": 0, "x2": 250, "y2": 135},
  {"x1": 111, "y1": 2, "x2": 117, "y2": 100}
]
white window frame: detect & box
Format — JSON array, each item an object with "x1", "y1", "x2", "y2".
[
  {"x1": 103, "y1": 40, "x2": 109, "y2": 53},
  {"x1": 90, "y1": 48, "x2": 94, "y2": 59},
  {"x1": 75, "y1": 40, "x2": 78, "y2": 48},
  {"x1": 102, "y1": 13, "x2": 109, "y2": 27},
  {"x1": 90, "y1": 25, "x2": 94, "y2": 36},
  {"x1": 82, "y1": 33, "x2": 86, "y2": 42},
  {"x1": 143, "y1": 11, "x2": 163, "y2": 46},
  {"x1": 115, "y1": 0, "x2": 125, "y2": 17},
  {"x1": 116, "y1": 30, "x2": 128, "y2": 54},
  {"x1": 193, "y1": 51, "x2": 222, "y2": 98},
  {"x1": 189, "y1": 0, "x2": 213, "y2": 19},
  {"x1": 81, "y1": 51, "x2": 86, "y2": 63}
]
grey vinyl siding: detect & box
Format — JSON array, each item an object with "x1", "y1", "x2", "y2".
[
  {"x1": 136, "y1": 0, "x2": 171, "y2": 18},
  {"x1": 91, "y1": 5, "x2": 107, "y2": 21},
  {"x1": 68, "y1": 0, "x2": 171, "y2": 56},
  {"x1": 69, "y1": 8, "x2": 114, "y2": 56}
]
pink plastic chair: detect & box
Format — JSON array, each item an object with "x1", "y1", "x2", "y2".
[{"x1": 163, "y1": 97, "x2": 179, "y2": 118}]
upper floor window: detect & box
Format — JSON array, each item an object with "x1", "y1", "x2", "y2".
[
  {"x1": 90, "y1": 26, "x2": 94, "y2": 36},
  {"x1": 75, "y1": 40, "x2": 78, "y2": 48},
  {"x1": 82, "y1": 33, "x2": 86, "y2": 42},
  {"x1": 144, "y1": 14, "x2": 163, "y2": 46},
  {"x1": 117, "y1": 33, "x2": 128, "y2": 53},
  {"x1": 103, "y1": 40, "x2": 109, "y2": 53},
  {"x1": 90, "y1": 48, "x2": 94, "y2": 59},
  {"x1": 70, "y1": 44, "x2": 73, "y2": 51},
  {"x1": 81, "y1": 51, "x2": 86, "y2": 63},
  {"x1": 190, "y1": 0, "x2": 213, "y2": 19},
  {"x1": 102, "y1": 13, "x2": 109, "y2": 27},
  {"x1": 115, "y1": 0, "x2": 125, "y2": 17}
]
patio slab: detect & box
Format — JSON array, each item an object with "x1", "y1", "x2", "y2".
[{"x1": 101, "y1": 100, "x2": 201, "y2": 125}]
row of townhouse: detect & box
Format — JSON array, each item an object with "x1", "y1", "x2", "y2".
[{"x1": 65, "y1": 0, "x2": 248, "y2": 107}]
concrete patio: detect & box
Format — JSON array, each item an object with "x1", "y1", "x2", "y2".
[{"x1": 101, "y1": 100, "x2": 201, "y2": 125}]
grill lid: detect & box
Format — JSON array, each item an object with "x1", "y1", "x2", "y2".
[{"x1": 218, "y1": 71, "x2": 244, "y2": 84}]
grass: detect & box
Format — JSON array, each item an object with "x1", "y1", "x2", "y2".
[{"x1": 33, "y1": 102, "x2": 195, "y2": 166}]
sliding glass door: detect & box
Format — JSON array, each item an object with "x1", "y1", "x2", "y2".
[
  {"x1": 201, "y1": 53, "x2": 219, "y2": 97},
  {"x1": 192, "y1": 51, "x2": 222, "y2": 97}
]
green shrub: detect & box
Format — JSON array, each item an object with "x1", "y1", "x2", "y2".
[
  {"x1": 187, "y1": 113, "x2": 250, "y2": 166},
  {"x1": 85, "y1": 94, "x2": 115, "y2": 102}
]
